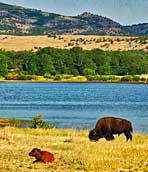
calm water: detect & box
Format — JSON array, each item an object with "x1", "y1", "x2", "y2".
[{"x1": 0, "y1": 82, "x2": 148, "y2": 133}]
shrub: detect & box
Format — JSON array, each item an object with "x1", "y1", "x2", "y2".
[
  {"x1": 54, "y1": 74, "x2": 63, "y2": 80},
  {"x1": 100, "y1": 75, "x2": 108, "y2": 81},
  {"x1": 44, "y1": 73, "x2": 54, "y2": 79},
  {"x1": 87, "y1": 75, "x2": 104, "y2": 81},
  {"x1": 141, "y1": 77, "x2": 147, "y2": 81},
  {"x1": 6, "y1": 73, "x2": 18, "y2": 80},
  {"x1": 121, "y1": 75, "x2": 133, "y2": 81},
  {"x1": 82, "y1": 68, "x2": 95, "y2": 76},
  {"x1": 86, "y1": 75, "x2": 96, "y2": 81},
  {"x1": 30, "y1": 75, "x2": 39, "y2": 80},
  {"x1": 132, "y1": 75, "x2": 140, "y2": 81},
  {"x1": 31, "y1": 114, "x2": 54, "y2": 129},
  {"x1": 108, "y1": 75, "x2": 118, "y2": 81},
  {"x1": 63, "y1": 75, "x2": 73, "y2": 79},
  {"x1": 18, "y1": 73, "x2": 35, "y2": 80}
]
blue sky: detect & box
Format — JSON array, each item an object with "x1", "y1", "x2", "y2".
[{"x1": 0, "y1": 0, "x2": 148, "y2": 25}]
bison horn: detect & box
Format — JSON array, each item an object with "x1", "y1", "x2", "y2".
[{"x1": 93, "y1": 129, "x2": 97, "y2": 134}]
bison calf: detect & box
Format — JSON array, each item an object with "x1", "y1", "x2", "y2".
[
  {"x1": 29, "y1": 148, "x2": 54, "y2": 163},
  {"x1": 89, "y1": 117, "x2": 133, "y2": 141}
]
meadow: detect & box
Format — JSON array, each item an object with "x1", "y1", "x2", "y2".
[
  {"x1": 0, "y1": 127, "x2": 148, "y2": 172},
  {"x1": 0, "y1": 35, "x2": 148, "y2": 51},
  {"x1": 0, "y1": 34, "x2": 148, "y2": 172}
]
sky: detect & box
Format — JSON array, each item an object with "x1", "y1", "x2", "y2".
[{"x1": 0, "y1": 0, "x2": 148, "y2": 25}]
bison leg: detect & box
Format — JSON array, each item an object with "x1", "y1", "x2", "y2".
[
  {"x1": 33, "y1": 159, "x2": 40, "y2": 163},
  {"x1": 128, "y1": 132, "x2": 132, "y2": 141},
  {"x1": 104, "y1": 134, "x2": 114, "y2": 141},
  {"x1": 124, "y1": 131, "x2": 132, "y2": 141}
]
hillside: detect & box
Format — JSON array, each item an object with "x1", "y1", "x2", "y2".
[
  {"x1": 0, "y1": 35, "x2": 148, "y2": 52},
  {"x1": 0, "y1": 2, "x2": 146, "y2": 36},
  {"x1": 125, "y1": 23, "x2": 148, "y2": 35}
]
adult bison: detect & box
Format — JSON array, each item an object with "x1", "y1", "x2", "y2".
[{"x1": 88, "y1": 117, "x2": 133, "y2": 141}]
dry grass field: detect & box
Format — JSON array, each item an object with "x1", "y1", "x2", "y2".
[
  {"x1": 0, "y1": 127, "x2": 148, "y2": 172},
  {"x1": 0, "y1": 35, "x2": 148, "y2": 51}
]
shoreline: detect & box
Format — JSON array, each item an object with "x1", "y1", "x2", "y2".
[
  {"x1": 0, "y1": 118, "x2": 147, "y2": 135},
  {"x1": 0, "y1": 79, "x2": 147, "y2": 84},
  {"x1": 0, "y1": 117, "x2": 148, "y2": 135}
]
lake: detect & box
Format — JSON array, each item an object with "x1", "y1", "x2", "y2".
[{"x1": 0, "y1": 82, "x2": 148, "y2": 133}]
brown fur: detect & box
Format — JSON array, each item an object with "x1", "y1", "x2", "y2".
[
  {"x1": 29, "y1": 148, "x2": 54, "y2": 163},
  {"x1": 89, "y1": 117, "x2": 133, "y2": 141}
]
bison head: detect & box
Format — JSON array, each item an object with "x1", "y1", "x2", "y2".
[
  {"x1": 29, "y1": 148, "x2": 40, "y2": 156},
  {"x1": 88, "y1": 129, "x2": 102, "y2": 141}
]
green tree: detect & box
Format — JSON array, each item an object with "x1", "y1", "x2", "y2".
[
  {"x1": 0, "y1": 54, "x2": 8, "y2": 77},
  {"x1": 82, "y1": 68, "x2": 95, "y2": 76}
]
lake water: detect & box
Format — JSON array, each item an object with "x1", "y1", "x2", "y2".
[{"x1": 0, "y1": 82, "x2": 148, "y2": 133}]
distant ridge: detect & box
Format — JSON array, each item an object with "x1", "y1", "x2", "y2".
[
  {"x1": 125, "y1": 23, "x2": 148, "y2": 35},
  {"x1": 0, "y1": 2, "x2": 147, "y2": 36}
]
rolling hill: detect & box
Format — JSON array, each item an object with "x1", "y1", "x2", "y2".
[{"x1": 0, "y1": 2, "x2": 147, "y2": 36}]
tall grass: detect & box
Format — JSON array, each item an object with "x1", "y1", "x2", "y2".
[{"x1": 0, "y1": 127, "x2": 148, "y2": 172}]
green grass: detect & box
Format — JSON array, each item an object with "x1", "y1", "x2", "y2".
[{"x1": 0, "y1": 127, "x2": 148, "y2": 172}]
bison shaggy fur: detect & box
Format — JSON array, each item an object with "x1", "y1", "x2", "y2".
[
  {"x1": 89, "y1": 117, "x2": 133, "y2": 141},
  {"x1": 29, "y1": 148, "x2": 54, "y2": 163}
]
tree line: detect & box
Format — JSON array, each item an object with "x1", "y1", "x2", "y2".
[{"x1": 0, "y1": 47, "x2": 148, "y2": 79}]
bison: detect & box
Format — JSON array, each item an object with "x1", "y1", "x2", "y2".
[
  {"x1": 88, "y1": 117, "x2": 133, "y2": 141},
  {"x1": 29, "y1": 148, "x2": 54, "y2": 163}
]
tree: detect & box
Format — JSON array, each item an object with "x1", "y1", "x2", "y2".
[
  {"x1": 70, "y1": 47, "x2": 85, "y2": 75},
  {"x1": 0, "y1": 54, "x2": 8, "y2": 77},
  {"x1": 82, "y1": 68, "x2": 95, "y2": 76}
]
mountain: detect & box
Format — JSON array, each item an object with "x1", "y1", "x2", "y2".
[
  {"x1": 0, "y1": 2, "x2": 147, "y2": 36},
  {"x1": 125, "y1": 23, "x2": 148, "y2": 35}
]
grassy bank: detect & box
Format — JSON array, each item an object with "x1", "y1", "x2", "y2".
[
  {"x1": 0, "y1": 127, "x2": 148, "y2": 172},
  {"x1": 0, "y1": 74, "x2": 148, "y2": 84},
  {"x1": 0, "y1": 118, "x2": 31, "y2": 128}
]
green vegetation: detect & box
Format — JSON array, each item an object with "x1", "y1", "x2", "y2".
[
  {"x1": 0, "y1": 115, "x2": 54, "y2": 129},
  {"x1": 0, "y1": 118, "x2": 31, "y2": 128},
  {"x1": 0, "y1": 47, "x2": 148, "y2": 82},
  {"x1": 31, "y1": 114, "x2": 54, "y2": 129}
]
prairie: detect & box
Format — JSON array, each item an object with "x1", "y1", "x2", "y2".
[
  {"x1": 0, "y1": 127, "x2": 148, "y2": 172},
  {"x1": 0, "y1": 35, "x2": 148, "y2": 51}
]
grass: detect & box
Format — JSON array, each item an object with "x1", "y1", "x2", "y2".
[
  {"x1": 0, "y1": 118, "x2": 31, "y2": 128},
  {"x1": 0, "y1": 35, "x2": 148, "y2": 51},
  {"x1": 0, "y1": 127, "x2": 148, "y2": 172}
]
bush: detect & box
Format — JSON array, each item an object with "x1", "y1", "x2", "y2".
[
  {"x1": 63, "y1": 75, "x2": 73, "y2": 79},
  {"x1": 87, "y1": 75, "x2": 108, "y2": 81},
  {"x1": 82, "y1": 68, "x2": 95, "y2": 76},
  {"x1": 132, "y1": 75, "x2": 140, "y2": 81},
  {"x1": 86, "y1": 75, "x2": 97, "y2": 81},
  {"x1": 44, "y1": 73, "x2": 54, "y2": 79},
  {"x1": 30, "y1": 75, "x2": 39, "y2": 80},
  {"x1": 100, "y1": 75, "x2": 108, "y2": 81},
  {"x1": 107, "y1": 75, "x2": 119, "y2": 81},
  {"x1": 141, "y1": 77, "x2": 147, "y2": 81},
  {"x1": 31, "y1": 114, "x2": 54, "y2": 129},
  {"x1": 121, "y1": 75, "x2": 133, "y2": 81},
  {"x1": 6, "y1": 73, "x2": 18, "y2": 80},
  {"x1": 18, "y1": 74, "x2": 29, "y2": 80},
  {"x1": 54, "y1": 74, "x2": 63, "y2": 80}
]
